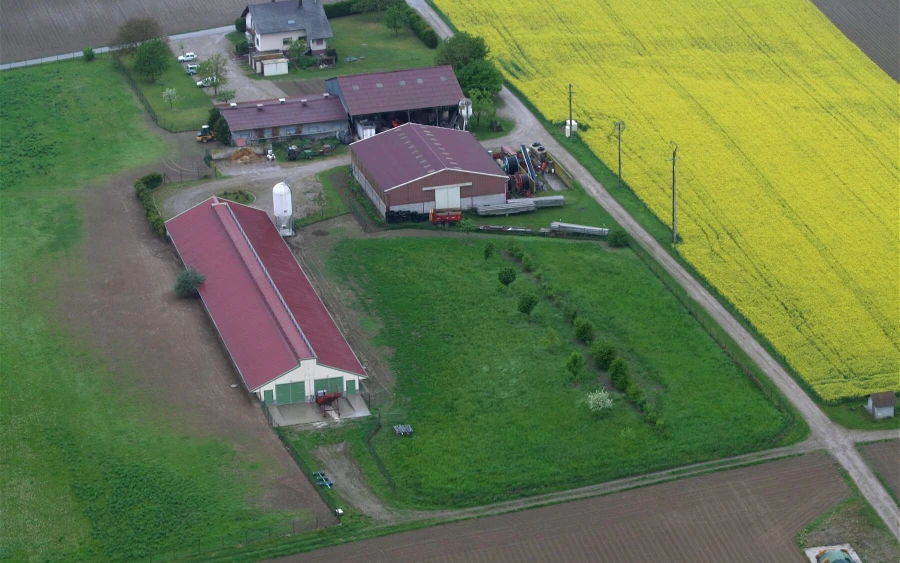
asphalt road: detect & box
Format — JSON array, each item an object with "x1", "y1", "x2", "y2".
[{"x1": 408, "y1": 0, "x2": 900, "y2": 539}]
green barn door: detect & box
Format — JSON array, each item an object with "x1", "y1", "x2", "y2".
[
  {"x1": 345, "y1": 380, "x2": 356, "y2": 395},
  {"x1": 290, "y1": 381, "x2": 306, "y2": 403},
  {"x1": 263, "y1": 389, "x2": 274, "y2": 404},
  {"x1": 275, "y1": 383, "x2": 292, "y2": 405},
  {"x1": 314, "y1": 377, "x2": 344, "y2": 394}
]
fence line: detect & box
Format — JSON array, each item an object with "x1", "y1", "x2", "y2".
[
  {"x1": 364, "y1": 414, "x2": 396, "y2": 491},
  {"x1": 113, "y1": 58, "x2": 179, "y2": 133}
]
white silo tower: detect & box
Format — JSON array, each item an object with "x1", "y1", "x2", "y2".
[{"x1": 272, "y1": 182, "x2": 294, "y2": 237}]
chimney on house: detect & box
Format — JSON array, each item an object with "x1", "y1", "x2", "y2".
[
  {"x1": 298, "y1": 0, "x2": 303, "y2": 7},
  {"x1": 300, "y1": 99, "x2": 308, "y2": 106},
  {"x1": 257, "y1": 104, "x2": 264, "y2": 111}
]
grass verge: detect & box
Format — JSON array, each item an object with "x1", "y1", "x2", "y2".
[
  {"x1": 0, "y1": 59, "x2": 304, "y2": 561},
  {"x1": 327, "y1": 236, "x2": 797, "y2": 508},
  {"x1": 121, "y1": 53, "x2": 212, "y2": 132},
  {"x1": 295, "y1": 166, "x2": 352, "y2": 228}
]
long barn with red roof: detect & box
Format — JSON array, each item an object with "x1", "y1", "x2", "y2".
[{"x1": 165, "y1": 197, "x2": 366, "y2": 406}]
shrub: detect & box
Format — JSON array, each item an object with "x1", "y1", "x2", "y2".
[
  {"x1": 610, "y1": 358, "x2": 632, "y2": 391},
  {"x1": 517, "y1": 292, "x2": 538, "y2": 318},
  {"x1": 324, "y1": 0, "x2": 358, "y2": 18},
  {"x1": 586, "y1": 388, "x2": 613, "y2": 412},
  {"x1": 235, "y1": 39, "x2": 249, "y2": 56},
  {"x1": 420, "y1": 28, "x2": 439, "y2": 49},
  {"x1": 234, "y1": 17, "x2": 246, "y2": 33},
  {"x1": 325, "y1": 48, "x2": 338, "y2": 58},
  {"x1": 297, "y1": 55, "x2": 318, "y2": 68},
  {"x1": 609, "y1": 228, "x2": 630, "y2": 247},
  {"x1": 483, "y1": 241, "x2": 495, "y2": 261},
  {"x1": 544, "y1": 327, "x2": 561, "y2": 348},
  {"x1": 150, "y1": 215, "x2": 166, "y2": 237},
  {"x1": 562, "y1": 302, "x2": 578, "y2": 323},
  {"x1": 457, "y1": 218, "x2": 475, "y2": 235},
  {"x1": 134, "y1": 179, "x2": 147, "y2": 198},
  {"x1": 521, "y1": 254, "x2": 536, "y2": 272},
  {"x1": 566, "y1": 351, "x2": 585, "y2": 381},
  {"x1": 406, "y1": 10, "x2": 439, "y2": 49},
  {"x1": 626, "y1": 382, "x2": 643, "y2": 402},
  {"x1": 498, "y1": 266, "x2": 516, "y2": 290},
  {"x1": 174, "y1": 267, "x2": 206, "y2": 298},
  {"x1": 82, "y1": 48, "x2": 95, "y2": 62},
  {"x1": 590, "y1": 341, "x2": 617, "y2": 370},
  {"x1": 574, "y1": 317, "x2": 595, "y2": 344},
  {"x1": 138, "y1": 172, "x2": 163, "y2": 189},
  {"x1": 506, "y1": 240, "x2": 524, "y2": 259}
]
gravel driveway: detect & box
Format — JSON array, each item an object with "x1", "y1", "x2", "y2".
[{"x1": 176, "y1": 33, "x2": 287, "y2": 103}]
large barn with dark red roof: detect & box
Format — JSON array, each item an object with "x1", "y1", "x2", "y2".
[
  {"x1": 165, "y1": 197, "x2": 366, "y2": 406},
  {"x1": 350, "y1": 123, "x2": 508, "y2": 216},
  {"x1": 326, "y1": 66, "x2": 464, "y2": 139}
]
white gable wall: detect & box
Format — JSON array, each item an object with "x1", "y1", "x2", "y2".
[{"x1": 255, "y1": 358, "x2": 362, "y2": 404}]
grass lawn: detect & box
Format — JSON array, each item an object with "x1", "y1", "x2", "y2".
[
  {"x1": 267, "y1": 13, "x2": 435, "y2": 81},
  {"x1": 324, "y1": 236, "x2": 795, "y2": 508},
  {"x1": 467, "y1": 116, "x2": 515, "y2": 142},
  {"x1": 821, "y1": 401, "x2": 900, "y2": 430},
  {"x1": 122, "y1": 53, "x2": 212, "y2": 132},
  {"x1": 0, "y1": 60, "x2": 296, "y2": 561},
  {"x1": 295, "y1": 166, "x2": 352, "y2": 228}
]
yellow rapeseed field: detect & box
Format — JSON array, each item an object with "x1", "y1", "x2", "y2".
[{"x1": 434, "y1": 0, "x2": 899, "y2": 400}]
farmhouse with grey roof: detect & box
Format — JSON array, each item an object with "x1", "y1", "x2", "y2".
[{"x1": 242, "y1": 0, "x2": 333, "y2": 55}]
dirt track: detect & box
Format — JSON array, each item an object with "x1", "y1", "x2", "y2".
[
  {"x1": 809, "y1": 0, "x2": 899, "y2": 81},
  {"x1": 58, "y1": 160, "x2": 336, "y2": 527},
  {"x1": 275, "y1": 453, "x2": 849, "y2": 562}
]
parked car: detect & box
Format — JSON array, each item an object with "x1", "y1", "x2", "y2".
[
  {"x1": 196, "y1": 76, "x2": 219, "y2": 88},
  {"x1": 178, "y1": 52, "x2": 197, "y2": 63},
  {"x1": 185, "y1": 64, "x2": 199, "y2": 75}
]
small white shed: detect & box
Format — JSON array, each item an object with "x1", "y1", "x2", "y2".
[
  {"x1": 262, "y1": 58, "x2": 289, "y2": 77},
  {"x1": 865, "y1": 391, "x2": 896, "y2": 420}
]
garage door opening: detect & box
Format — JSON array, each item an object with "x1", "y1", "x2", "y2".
[{"x1": 433, "y1": 186, "x2": 461, "y2": 210}]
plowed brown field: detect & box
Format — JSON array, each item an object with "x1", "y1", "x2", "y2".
[
  {"x1": 809, "y1": 0, "x2": 899, "y2": 81},
  {"x1": 860, "y1": 441, "x2": 900, "y2": 501},
  {"x1": 275, "y1": 453, "x2": 849, "y2": 563}
]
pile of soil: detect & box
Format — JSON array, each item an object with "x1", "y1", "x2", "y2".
[{"x1": 228, "y1": 148, "x2": 261, "y2": 164}]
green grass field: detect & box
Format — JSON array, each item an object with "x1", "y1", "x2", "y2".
[
  {"x1": 0, "y1": 60, "x2": 296, "y2": 561},
  {"x1": 122, "y1": 53, "x2": 212, "y2": 132},
  {"x1": 295, "y1": 167, "x2": 351, "y2": 228},
  {"x1": 270, "y1": 13, "x2": 435, "y2": 81},
  {"x1": 325, "y1": 236, "x2": 795, "y2": 508}
]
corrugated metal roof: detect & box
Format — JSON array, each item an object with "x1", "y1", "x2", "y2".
[
  {"x1": 330, "y1": 66, "x2": 463, "y2": 116},
  {"x1": 166, "y1": 198, "x2": 365, "y2": 390},
  {"x1": 220, "y1": 95, "x2": 347, "y2": 132},
  {"x1": 230, "y1": 203, "x2": 366, "y2": 376},
  {"x1": 248, "y1": 0, "x2": 333, "y2": 39},
  {"x1": 351, "y1": 123, "x2": 506, "y2": 190}
]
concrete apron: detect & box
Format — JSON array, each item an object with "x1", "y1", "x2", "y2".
[{"x1": 269, "y1": 394, "x2": 370, "y2": 427}]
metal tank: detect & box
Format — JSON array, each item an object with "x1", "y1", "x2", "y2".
[{"x1": 272, "y1": 182, "x2": 294, "y2": 237}]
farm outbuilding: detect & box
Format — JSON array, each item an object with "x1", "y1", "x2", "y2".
[
  {"x1": 865, "y1": 392, "x2": 896, "y2": 420},
  {"x1": 326, "y1": 66, "x2": 464, "y2": 139},
  {"x1": 350, "y1": 123, "x2": 508, "y2": 216},
  {"x1": 218, "y1": 95, "x2": 348, "y2": 146},
  {"x1": 165, "y1": 197, "x2": 366, "y2": 406}
]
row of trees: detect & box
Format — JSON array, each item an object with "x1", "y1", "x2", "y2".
[{"x1": 435, "y1": 32, "x2": 504, "y2": 129}]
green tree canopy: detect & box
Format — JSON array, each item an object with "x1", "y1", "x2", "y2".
[
  {"x1": 112, "y1": 17, "x2": 163, "y2": 55},
  {"x1": 197, "y1": 53, "x2": 229, "y2": 96},
  {"x1": 458, "y1": 59, "x2": 503, "y2": 98},
  {"x1": 498, "y1": 266, "x2": 516, "y2": 290},
  {"x1": 436, "y1": 32, "x2": 488, "y2": 71},
  {"x1": 133, "y1": 39, "x2": 170, "y2": 83},
  {"x1": 384, "y1": 4, "x2": 408, "y2": 35}
]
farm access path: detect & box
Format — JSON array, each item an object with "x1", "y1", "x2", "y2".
[{"x1": 407, "y1": 0, "x2": 900, "y2": 539}]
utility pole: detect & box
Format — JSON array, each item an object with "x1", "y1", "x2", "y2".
[
  {"x1": 614, "y1": 120, "x2": 625, "y2": 187},
  {"x1": 668, "y1": 141, "x2": 678, "y2": 244},
  {"x1": 568, "y1": 84, "x2": 573, "y2": 136}
]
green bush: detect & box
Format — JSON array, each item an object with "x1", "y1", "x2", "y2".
[
  {"x1": 590, "y1": 341, "x2": 617, "y2": 370},
  {"x1": 626, "y1": 382, "x2": 643, "y2": 402},
  {"x1": 609, "y1": 228, "x2": 630, "y2": 247},
  {"x1": 506, "y1": 240, "x2": 524, "y2": 259},
  {"x1": 517, "y1": 292, "x2": 538, "y2": 318},
  {"x1": 610, "y1": 358, "x2": 632, "y2": 391},
  {"x1": 150, "y1": 215, "x2": 166, "y2": 237},
  {"x1": 138, "y1": 172, "x2": 162, "y2": 189},
  {"x1": 325, "y1": 47, "x2": 338, "y2": 58},
  {"x1": 297, "y1": 55, "x2": 318, "y2": 68},
  {"x1": 522, "y1": 253, "x2": 536, "y2": 272},
  {"x1": 562, "y1": 302, "x2": 578, "y2": 323},
  {"x1": 498, "y1": 266, "x2": 516, "y2": 289},
  {"x1": 324, "y1": 0, "x2": 358, "y2": 18},
  {"x1": 134, "y1": 179, "x2": 147, "y2": 198},
  {"x1": 82, "y1": 48, "x2": 95, "y2": 62},
  {"x1": 483, "y1": 241, "x2": 495, "y2": 261},
  {"x1": 234, "y1": 17, "x2": 246, "y2": 33},
  {"x1": 235, "y1": 39, "x2": 249, "y2": 56},
  {"x1": 174, "y1": 267, "x2": 206, "y2": 298},
  {"x1": 566, "y1": 351, "x2": 585, "y2": 381},
  {"x1": 406, "y1": 9, "x2": 439, "y2": 49},
  {"x1": 574, "y1": 316, "x2": 595, "y2": 344}
]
